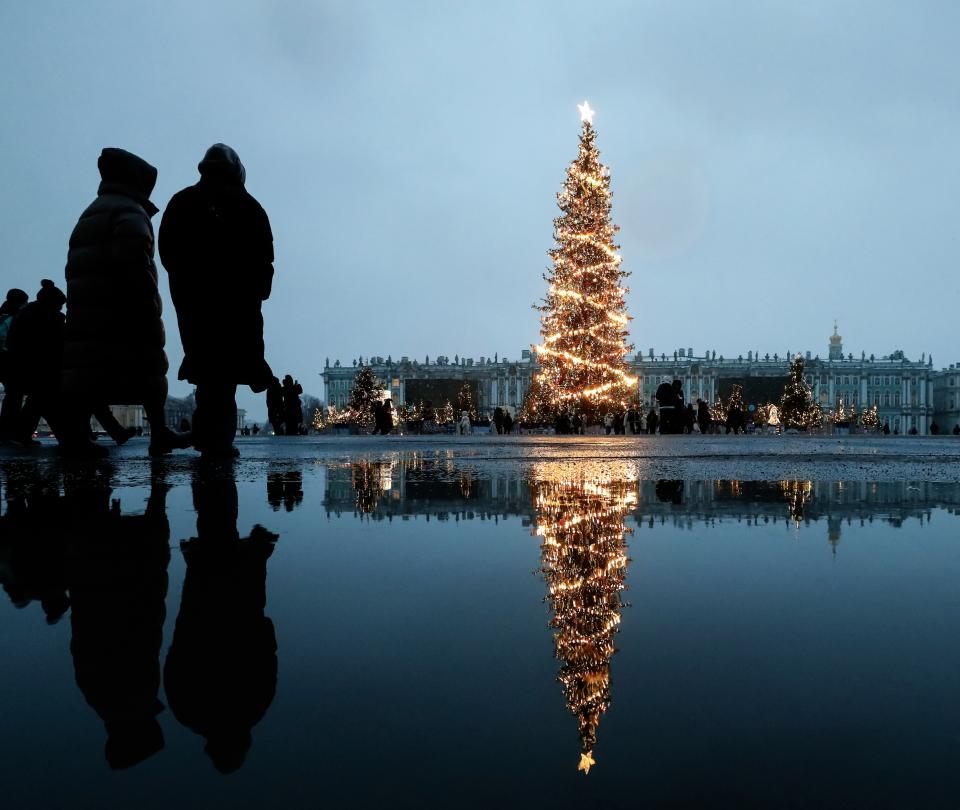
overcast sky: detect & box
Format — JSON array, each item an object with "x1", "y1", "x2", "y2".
[{"x1": 2, "y1": 1, "x2": 958, "y2": 418}]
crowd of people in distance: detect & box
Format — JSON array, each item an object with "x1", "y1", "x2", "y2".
[
  {"x1": 550, "y1": 379, "x2": 720, "y2": 436},
  {"x1": 0, "y1": 143, "x2": 275, "y2": 458}
]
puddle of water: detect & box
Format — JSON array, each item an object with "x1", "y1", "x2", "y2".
[{"x1": 2, "y1": 456, "x2": 960, "y2": 809}]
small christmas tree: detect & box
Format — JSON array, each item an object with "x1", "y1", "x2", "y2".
[
  {"x1": 348, "y1": 366, "x2": 384, "y2": 426},
  {"x1": 436, "y1": 402, "x2": 455, "y2": 425},
  {"x1": 779, "y1": 355, "x2": 821, "y2": 429},
  {"x1": 534, "y1": 467, "x2": 635, "y2": 775},
  {"x1": 861, "y1": 404, "x2": 880, "y2": 430},
  {"x1": 456, "y1": 381, "x2": 477, "y2": 420},
  {"x1": 532, "y1": 102, "x2": 636, "y2": 423}
]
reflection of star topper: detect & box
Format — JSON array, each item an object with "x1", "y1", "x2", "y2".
[
  {"x1": 578, "y1": 750, "x2": 596, "y2": 774},
  {"x1": 577, "y1": 100, "x2": 595, "y2": 125}
]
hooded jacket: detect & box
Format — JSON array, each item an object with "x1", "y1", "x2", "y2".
[
  {"x1": 159, "y1": 144, "x2": 274, "y2": 391},
  {"x1": 62, "y1": 148, "x2": 168, "y2": 402}
]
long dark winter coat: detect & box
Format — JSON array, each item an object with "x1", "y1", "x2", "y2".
[
  {"x1": 62, "y1": 149, "x2": 168, "y2": 403},
  {"x1": 159, "y1": 144, "x2": 274, "y2": 392}
]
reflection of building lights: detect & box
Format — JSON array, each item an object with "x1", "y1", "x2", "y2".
[{"x1": 531, "y1": 462, "x2": 635, "y2": 773}]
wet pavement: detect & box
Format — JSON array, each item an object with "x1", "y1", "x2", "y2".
[{"x1": 2, "y1": 436, "x2": 960, "y2": 808}]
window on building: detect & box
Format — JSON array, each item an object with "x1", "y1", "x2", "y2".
[
  {"x1": 895, "y1": 393, "x2": 901, "y2": 406},
  {"x1": 873, "y1": 393, "x2": 880, "y2": 405},
  {"x1": 884, "y1": 393, "x2": 890, "y2": 406}
]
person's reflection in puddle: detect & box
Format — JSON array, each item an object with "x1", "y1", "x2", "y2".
[
  {"x1": 654, "y1": 479, "x2": 684, "y2": 504},
  {"x1": 65, "y1": 462, "x2": 171, "y2": 770},
  {"x1": 266, "y1": 466, "x2": 303, "y2": 512},
  {"x1": 164, "y1": 460, "x2": 279, "y2": 774},
  {"x1": 0, "y1": 463, "x2": 70, "y2": 624},
  {"x1": 532, "y1": 463, "x2": 636, "y2": 775}
]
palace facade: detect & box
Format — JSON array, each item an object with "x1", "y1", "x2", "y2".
[{"x1": 322, "y1": 326, "x2": 957, "y2": 435}]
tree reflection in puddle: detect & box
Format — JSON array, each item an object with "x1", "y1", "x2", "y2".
[{"x1": 531, "y1": 462, "x2": 637, "y2": 775}]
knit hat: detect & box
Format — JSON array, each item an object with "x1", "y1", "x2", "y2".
[
  {"x1": 0, "y1": 288, "x2": 28, "y2": 316},
  {"x1": 37, "y1": 279, "x2": 67, "y2": 308}
]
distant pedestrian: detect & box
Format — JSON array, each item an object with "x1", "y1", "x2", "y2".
[
  {"x1": 572, "y1": 413, "x2": 584, "y2": 435},
  {"x1": 0, "y1": 288, "x2": 29, "y2": 441},
  {"x1": 252, "y1": 423, "x2": 260, "y2": 436},
  {"x1": 373, "y1": 399, "x2": 393, "y2": 435},
  {"x1": 502, "y1": 410, "x2": 514, "y2": 435},
  {"x1": 160, "y1": 144, "x2": 275, "y2": 458},
  {"x1": 684, "y1": 403, "x2": 695, "y2": 434},
  {"x1": 266, "y1": 377, "x2": 284, "y2": 435},
  {"x1": 281, "y1": 375, "x2": 303, "y2": 436},
  {"x1": 604, "y1": 412, "x2": 614, "y2": 435},
  {"x1": 493, "y1": 407, "x2": 504, "y2": 435},
  {"x1": 61, "y1": 148, "x2": 188, "y2": 458},
  {"x1": 954, "y1": 424, "x2": 960, "y2": 436},
  {"x1": 655, "y1": 382, "x2": 676, "y2": 434},
  {"x1": 647, "y1": 408, "x2": 658, "y2": 435},
  {"x1": 883, "y1": 421, "x2": 890, "y2": 436},
  {"x1": 697, "y1": 399, "x2": 710, "y2": 436},
  {"x1": 4, "y1": 280, "x2": 67, "y2": 444}
]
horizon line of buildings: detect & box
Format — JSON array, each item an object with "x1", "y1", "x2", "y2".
[{"x1": 322, "y1": 326, "x2": 960, "y2": 435}]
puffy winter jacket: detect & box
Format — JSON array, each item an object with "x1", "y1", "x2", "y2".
[{"x1": 62, "y1": 148, "x2": 168, "y2": 403}]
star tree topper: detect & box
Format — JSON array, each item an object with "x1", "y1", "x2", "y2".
[
  {"x1": 577, "y1": 100, "x2": 595, "y2": 125},
  {"x1": 578, "y1": 750, "x2": 596, "y2": 774}
]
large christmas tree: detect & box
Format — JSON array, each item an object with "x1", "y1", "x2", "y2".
[
  {"x1": 533, "y1": 463, "x2": 635, "y2": 774},
  {"x1": 779, "y1": 355, "x2": 822, "y2": 429},
  {"x1": 532, "y1": 102, "x2": 636, "y2": 423}
]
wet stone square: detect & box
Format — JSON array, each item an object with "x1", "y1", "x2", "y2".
[{"x1": 2, "y1": 435, "x2": 960, "y2": 809}]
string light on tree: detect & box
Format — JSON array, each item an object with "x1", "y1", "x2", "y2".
[{"x1": 529, "y1": 102, "x2": 637, "y2": 423}]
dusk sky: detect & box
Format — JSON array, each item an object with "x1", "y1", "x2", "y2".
[{"x1": 2, "y1": 1, "x2": 958, "y2": 418}]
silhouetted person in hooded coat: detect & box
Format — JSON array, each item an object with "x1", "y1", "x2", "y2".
[
  {"x1": 61, "y1": 148, "x2": 186, "y2": 458},
  {"x1": 66, "y1": 466, "x2": 171, "y2": 769},
  {"x1": 160, "y1": 144, "x2": 274, "y2": 458},
  {"x1": 164, "y1": 466, "x2": 278, "y2": 774}
]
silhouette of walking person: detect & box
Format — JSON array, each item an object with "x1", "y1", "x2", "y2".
[
  {"x1": 5, "y1": 280, "x2": 133, "y2": 447},
  {"x1": 164, "y1": 464, "x2": 279, "y2": 773},
  {"x1": 266, "y1": 376, "x2": 285, "y2": 435},
  {"x1": 159, "y1": 144, "x2": 275, "y2": 458},
  {"x1": 65, "y1": 465, "x2": 171, "y2": 769},
  {"x1": 3, "y1": 280, "x2": 68, "y2": 444},
  {"x1": 0, "y1": 288, "x2": 30, "y2": 442},
  {"x1": 281, "y1": 375, "x2": 303, "y2": 436},
  {"x1": 60, "y1": 148, "x2": 189, "y2": 458}
]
